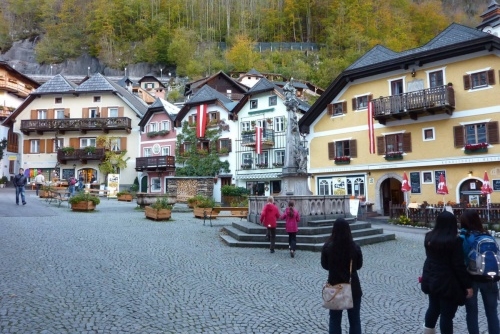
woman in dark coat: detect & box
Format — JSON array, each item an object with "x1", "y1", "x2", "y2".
[
  {"x1": 421, "y1": 211, "x2": 473, "y2": 334},
  {"x1": 321, "y1": 218, "x2": 363, "y2": 334}
]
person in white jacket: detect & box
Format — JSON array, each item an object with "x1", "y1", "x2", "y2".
[{"x1": 34, "y1": 171, "x2": 45, "y2": 196}]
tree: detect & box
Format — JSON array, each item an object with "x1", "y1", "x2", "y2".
[
  {"x1": 96, "y1": 135, "x2": 130, "y2": 185},
  {"x1": 225, "y1": 34, "x2": 259, "y2": 71},
  {"x1": 175, "y1": 122, "x2": 230, "y2": 177},
  {"x1": 0, "y1": 138, "x2": 7, "y2": 160}
]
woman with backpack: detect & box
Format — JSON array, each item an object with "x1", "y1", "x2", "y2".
[
  {"x1": 459, "y1": 209, "x2": 500, "y2": 334},
  {"x1": 260, "y1": 196, "x2": 280, "y2": 253},
  {"x1": 421, "y1": 211, "x2": 473, "y2": 334},
  {"x1": 279, "y1": 200, "x2": 300, "y2": 258}
]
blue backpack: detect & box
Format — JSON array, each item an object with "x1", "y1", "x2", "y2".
[{"x1": 465, "y1": 232, "x2": 500, "y2": 278}]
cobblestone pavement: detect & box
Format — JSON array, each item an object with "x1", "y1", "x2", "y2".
[{"x1": 0, "y1": 188, "x2": 495, "y2": 333}]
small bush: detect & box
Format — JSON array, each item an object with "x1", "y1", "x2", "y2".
[
  {"x1": 221, "y1": 185, "x2": 249, "y2": 197},
  {"x1": 150, "y1": 197, "x2": 172, "y2": 210},
  {"x1": 68, "y1": 192, "x2": 101, "y2": 206}
]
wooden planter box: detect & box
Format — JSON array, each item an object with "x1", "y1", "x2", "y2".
[
  {"x1": 145, "y1": 206, "x2": 171, "y2": 221},
  {"x1": 193, "y1": 207, "x2": 219, "y2": 219},
  {"x1": 39, "y1": 190, "x2": 51, "y2": 198},
  {"x1": 71, "y1": 201, "x2": 96, "y2": 211},
  {"x1": 117, "y1": 194, "x2": 133, "y2": 202}
]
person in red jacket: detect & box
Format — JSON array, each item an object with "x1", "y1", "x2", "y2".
[
  {"x1": 260, "y1": 196, "x2": 280, "y2": 253},
  {"x1": 280, "y1": 200, "x2": 300, "y2": 258}
]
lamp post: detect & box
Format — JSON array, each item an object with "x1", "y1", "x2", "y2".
[
  {"x1": 50, "y1": 65, "x2": 53, "y2": 76},
  {"x1": 160, "y1": 68, "x2": 163, "y2": 79},
  {"x1": 87, "y1": 67, "x2": 90, "y2": 76},
  {"x1": 124, "y1": 67, "x2": 127, "y2": 77}
]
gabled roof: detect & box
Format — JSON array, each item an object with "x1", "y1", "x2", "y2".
[
  {"x1": 299, "y1": 23, "x2": 500, "y2": 132},
  {"x1": 477, "y1": 0, "x2": 500, "y2": 30},
  {"x1": 245, "y1": 68, "x2": 264, "y2": 76},
  {"x1": 175, "y1": 85, "x2": 237, "y2": 125},
  {"x1": 137, "y1": 74, "x2": 166, "y2": 88},
  {"x1": 116, "y1": 76, "x2": 135, "y2": 88},
  {"x1": 184, "y1": 70, "x2": 248, "y2": 96},
  {"x1": 76, "y1": 73, "x2": 116, "y2": 92},
  {"x1": 138, "y1": 98, "x2": 180, "y2": 129},
  {"x1": 33, "y1": 74, "x2": 77, "y2": 94},
  {"x1": 0, "y1": 61, "x2": 40, "y2": 89},
  {"x1": 247, "y1": 77, "x2": 278, "y2": 94}
]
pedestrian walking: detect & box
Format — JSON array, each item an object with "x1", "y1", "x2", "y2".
[
  {"x1": 421, "y1": 211, "x2": 473, "y2": 334},
  {"x1": 459, "y1": 209, "x2": 500, "y2": 334},
  {"x1": 321, "y1": 218, "x2": 363, "y2": 334},
  {"x1": 68, "y1": 175, "x2": 77, "y2": 197},
  {"x1": 260, "y1": 196, "x2": 280, "y2": 253},
  {"x1": 34, "y1": 170, "x2": 45, "y2": 196},
  {"x1": 279, "y1": 200, "x2": 300, "y2": 258},
  {"x1": 78, "y1": 171, "x2": 85, "y2": 191},
  {"x1": 14, "y1": 168, "x2": 27, "y2": 205}
]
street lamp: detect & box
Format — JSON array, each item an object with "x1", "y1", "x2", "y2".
[
  {"x1": 124, "y1": 67, "x2": 127, "y2": 77},
  {"x1": 160, "y1": 68, "x2": 163, "y2": 79},
  {"x1": 50, "y1": 65, "x2": 53, "y2": 76},
  {"x1": 87, "y1": 67, "x2": 90, "y2": 76}
]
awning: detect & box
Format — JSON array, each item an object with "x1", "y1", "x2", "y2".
[{"x1": 235, "y1": 172, "x2": 281, "y2": 180}]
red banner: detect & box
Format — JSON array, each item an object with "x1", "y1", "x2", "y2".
[
  {"x1": 196, "y1": 104, "x2": 208, "y2": 138},
  {"x1": 255, "y1": 126, "x2": 262, "y2": 154},
  {"x1": 368, "y1": 101, "x2": 375, "y2": 154}
]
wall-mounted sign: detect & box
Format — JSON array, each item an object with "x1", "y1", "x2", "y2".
[
  {"x1": 493, "y1": 179, "x2": 500, "y2": 191},
  {"x1": 152, "y1": 143, "x2": 161, "y2": 154},
  {"x1": 410, "y1": 172, "x2": 421, "y2": 194}
]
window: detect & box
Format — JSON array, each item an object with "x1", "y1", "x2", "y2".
[
  {"x1": 208, "y1": 112, "x2": 218, "y2": 123},
  {"x1": 30, "y1": 140, "x2": 40, "y2": 153},
  {"x1": 318, "y1": 178, "x2": 332, "y2": 195},
  {"x1": 218, "y1": 138, "x2": 231, "y2": 153},
  {"x1": 161, "y1": 121, "x2": 170, "y2": 131},
  {"x1": 250, "y1": 99, "x2": 258, "y2": 109},
  {"x1": 275, "y1": 150, "x2": 285, "y2": 165},
  {"x1": 327, "y1": 102, "x2": 347, "y2": 116},
  {"x1": 390, "y1": 79, "x2": 404, "y2": 95},
  {"x1": 328, "y1": 140, "x2": 357, "y2": 159},
  {"x1": 151, "y1": 177, "x2": 161, "y2": 192},
  {"x1": 38, "y1": 110, "x2": 47, "y2": 119},
  {"x1": 89, "y1": 108, "x2": 99, "y2": 118},
  {"x1": 275, "y1": 117, "x2": 285, "y2": 132},
  {"x1": 346, "y1": 177, "x2": 365, "y2": 197},
  {"x1": 144, "y1": 148, "x2": 152, "y2": 157},
  {"x1": 80, "y1": 138, "x2": 96, "y2": 148},
  {"x1": 93, "y1": 96, "x2": 101, "y2": 102},
  {"x1": 55, "y1": 109, "x2": 65, "y2": 119},
  {"x1": 269, "y1": 96, "x2": 277, "y2": 106},
  {"x1": 465, "y1": 124, "x2": 487, "y2": 144},
  {"x1": 146, "y1": 83, "x2": 154, "y2": 89},
  {"x1": 108, "y1": 108, "x2": 118, "y2": 117},
  {"x1": 422, "y1": 171, "x2": 433, "y2": 184},
  {"x1": 257, "y1": 151, "x2": 269, "y2": 165},
  {"x1": 376, "y1": 133, "x2": 411, "y2": 155},
  {"x1": 54, "y1": 139, "x2": 64, "y2": 151},
  {"x1": 464, "y1": 69, "x2": 495, "y2": 90},
  {"x1": 423, "y1": 128, "x2": 435, "y2": 141},
  {"x1": 453, "y1": 122, "x2": 500, "y2": 148},
  {"x1": 110, "y1": 138, "x2": 120, "y2": 151},
  {"x1": 242, "y1": 153, "x2": 253, "y2": 166},
  {"x1": 161, "y1": 146, "x2": 170, "y2": 156},
  {"x1": 429, "y1": 70, "x2": 444, "y2": 88},
  {"x1": 149, "y1": 122, "x2": 158, "y2": 132},
  {"x1": 55, "y1": 97, "x2": 62, "y2": 104},
  {"x1": 352, "y1": 95, "x2": 371, "y2": 110},
  {"x1": 241, "y1": 122, "x2": 250, "y2": 132}
]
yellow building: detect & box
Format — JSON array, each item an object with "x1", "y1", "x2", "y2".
[{"x1": 299, "y1": 17, "x2": 500, "y2": 214}]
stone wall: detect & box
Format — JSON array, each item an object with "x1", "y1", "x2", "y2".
[{"x1": 169, "y1": 177, "x2": 214, "y2": 203}]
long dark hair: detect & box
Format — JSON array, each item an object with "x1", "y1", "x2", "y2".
[
  {"x1": 425, "y1": 211, "x2": 459, "y2": 251},
  {"x1": 460, "y1": 209, "x2": 486, "y2": 233},
  {"x1": 287, "y1": 201, "x2": 295, "y2": 218},
  {"x1": 327, "y1": 218, "x2": 355, "y2": 269}
]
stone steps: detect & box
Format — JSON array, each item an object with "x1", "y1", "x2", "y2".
[{"x1": 220, "y1": 219, "x2": 396, "y2": 251}]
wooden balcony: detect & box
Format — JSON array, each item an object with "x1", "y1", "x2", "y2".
[
  {"x1": 0, "y1": 78, "x2": 33, "y2": 98},
  {"x1": 135, "y1": 155, "x2": 176, "y2": 172},
  {"x1": 372, "y1": 85, "x2": 455, "y2": 125},
  {"x1": 57, "y1": 148, "x2": 105, "y2": 164},
  {"x1": 241, "y1": 129, "x2": 275, "y2": 148},
  {"x1": 20, "y1": 117, "x2": 132, "y2": 135}
]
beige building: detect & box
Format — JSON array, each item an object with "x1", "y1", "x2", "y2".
[
  {"x1": 299, "y1": 19, "x2": 500, "y2": 214},
  {"x1": 3, "y1": 73, "x2": 147, "y2": 188}
]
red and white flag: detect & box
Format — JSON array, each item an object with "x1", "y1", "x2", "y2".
[
  {"x1": 255, "y1": 126, "x2": 262, "y2": 154},
  {"x1": 196, "y1": 104, "x2": 208, "y2": 138},
  {"x1": 367, "y1": 101, "x2": 375, "y2": 154}
]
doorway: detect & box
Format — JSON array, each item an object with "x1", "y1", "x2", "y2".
[
  {"x1": 380, "y1": 178, "x2": 403, "y2": 215},
  {"x1": 141, "y1": 175, "x2": 148, "y2": 193}
]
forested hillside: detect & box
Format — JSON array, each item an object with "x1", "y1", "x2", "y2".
[{"x1": 0, "y1": 0, "x2": 487, "y2": 87}]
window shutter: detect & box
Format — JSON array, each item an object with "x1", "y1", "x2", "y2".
[
  {"x1": 342, "y1": 102, "x2": 347, "y2": 114},
  {"x1": 216, "y1": 139, "x2": 221, "y2": 152},
  {"x1": 402, "y1": 133, "x2": 412, "y2": 152},
  {"x1": 120, "y1": 137, "x2": 127, "y2": 151},
  {"x1": 101, "y1": 107, "x2": 108, "y2": 118},
  {"x1": 47, "y1": 109, "x2": 54, "y2": 119},
  {"x1": 368, "y1": 94, "x2": 373, "y2": 101},
  {"x1": 30, "y1": 110, "x2": 37, "y2": 119},
  {"x1": 351, "y1": 98, "x2": 356, "y2": 111},
  {"x1": 327, "y1": 104, "x2": 334, "y2": 115},
  {"x1": 47, "y1": 139, "x2": 54, "y2": 153},
  {"x1": 179, "y1": 144, "x2": 184, "y2": 155},
  {"x1": 376, "y1": 136, "x2": 385, "y2": 155},
  {"x1": 82, "y1": 108, "x2": 89, "y2": 118},
  {"x1": 488, "y1": 69, "x2": 495, "y2": 85},
  {"x1": 463, "y1": 75, "x2": 470, "y2": 90},
  {"x1": 70, "y1": 137, "x2": 79, "y2": 148},
  {"x1": 488, "y1": 121, "x2": 499, "y2": 144},
  {"x1": 39, "y1": 139, "x2": 46, "y2": 153},
  {"x1": 453, "y1": 126, "x2": 464, "y2": 147},
  {"x1": 350, "y1": 140, "x2": 357, "y2": 158},
  {"x1": 328, "y1": 142, "x2": 335, "y2": 160},
  {"x1": 23, "y1": 140, "x2": 30, "y2": 154},
  {"x1": 118, "y1": 107, "x2": 124, "y2": 117},
  {"x1": 228, "y1": 139, "x2": 232, "y2": 152},
  {"x1": 64, "y1": 108, "x2": 70, "y2": 118},
  {"x1": 216, "y1": 111, "x2": 220, "y2": 120},
  {"x1": 188, "y1": 115, "x2": 193, "y2": 124}
]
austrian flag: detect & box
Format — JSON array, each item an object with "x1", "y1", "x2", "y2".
[
  {"x1": 255, "y1": 126, "x2": 262, "y2": 154},
  {"x1": 196, "y1": 104, "x2": 208, "y2": 138}
]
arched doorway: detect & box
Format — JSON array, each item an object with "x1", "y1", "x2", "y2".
[
  {"x1": 375, "y1": 173, "x2": 404, "y2": 215},
  {"x1": 141, "y1": 175, "x2": 148, "y2": 193},
  {"x1": 458, "y1": 178, "x2": 486, "y2": 206}
]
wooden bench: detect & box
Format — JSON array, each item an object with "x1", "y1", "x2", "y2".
[
  {"x1": 203, "y1": 207, "x2": 248, "y2": 226},
  {"x1": 48, "y1": 190, "x2": 71, "y2": 207},
  {"x1": 85, "y1": 188, "x2": 110, "y2": 199}
]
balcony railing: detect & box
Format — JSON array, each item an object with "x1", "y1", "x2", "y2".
[
  {"x1": 0, "y1": 79, "x2": 32, "y2": 98},
  {"x1": 135, "y1": 155, "x2": 176, "y2": 172},
  {"x1": 241, "y1": 129, "x2": 275, "y2": 147},
  {"x1": 20, "y1": 117, "x2": 132, "y2": 135},
  {"x1": 371, "y1": 85, "x2": 455, "y2": 125},
  {"x1": 57, "y1": 148, "x2": 105, "y2": 163}
]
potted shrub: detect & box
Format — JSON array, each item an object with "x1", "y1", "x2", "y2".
[
  {"x1": 145, "y1": 197, "x2": 173, "y2": 221},
  {"x1": 68, "y1": 192, "x2": 100, "y2": 211},
  {"x1": 117, "y1": 190, "x2": 133, "y2": 202},
  {"x1": 187, "y1": 194, "x2": 206, "y2": 208},
  {"x1": 39, "y1": 184, "x2": 53, "y2": 198},
  {"x1": 0, "y1": 175, "x2": 7, "y2": 188},
  {"x1": 193, "y1": 195, "x2": 218, "y2": 218},
  {"x1": 84, "y1": 146, "x2": 96, "y2": 155},
  {"x1": 61, "y1": 147, "x2": 75, "y2": 155}
]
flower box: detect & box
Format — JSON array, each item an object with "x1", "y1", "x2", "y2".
[
  {"x1": 464, "y1": 147, "x2": 488, "y2": 154},
  {"x1": 334, "y1": 160, "x2": 351, "y2": 165},
  {"x1": 145, "y1": 206, "x2": 171, "y2": 221},
  {"x1": 117, "y1": 194, "x2": 133, "y2": 202},
  {"x1": 385, "y1": 155, "x2": 403, "y2": 161}
]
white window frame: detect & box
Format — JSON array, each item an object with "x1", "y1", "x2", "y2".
[
  {"x1": 110, "y1": 138, "x2": 120, "y2": 151},
  {"x1": 161, "y1": 120, "x2": 170, "y2": 131},
  {"x1": 241, "y1": 122, "x2": 250, "y2": 132},
  {"x1": 242, "y1": 153, "x2": 253, "y2": 165},
  {"x1": 426, "y1": 67, "x2": 446, "y2": 88},
  {"x1": 258, "y1": 151, "x2": 269, "y2": 165},
  {"x1": 161, "y1": 146, "x2": 170, "y2": 156},
  {"x1": 317, "y1": 178, "x2": 332, "y2": 195},
  {"x1": 250, "y1": 99, "x2": 258, "y2": 109},
  {"x1": 30, "y1": 140, "x2": 40, "y2": 153},
  {"x1": 275, "y1": 117, "x2": 285, "y2": 132},
  {"x1": 55, "y1": 97, "x2": 62, "y2": 104},
  {"x1": 149, "y1": 122, "x2": 158, "y2": 132},
  {"x1": 54, "y1": 139, "x2": 64, "y2": 151},
  {"x1": 354, "y1": 94, "x2": 370, "y2": 111},
  {"x1": 422, "y1": 127, "x2": 435, "y2": 141},
  {"x1": 269, "y1": 95, "x2": 277, "y2": 106},
  {"x1": 144, "y1": 148, "x2": 152, "y2": 157},
  {"x1": 422, "y1": 171, "x2": 434, "y2": 184},
  {"x1": 89, "y1": 108, "x2": 99, "y2": 118},
  {"x1": 151, "y1": 177, "x2": 161, "y2": 192},
  {"x1": 108, "y1": 107, "x2": 118, "y2": 117},
  {"x1": 55, "y1": 109, "x2": 65, "y2": 119},
  {"x1": 387, "y1": 77, "x2": 405, "y2": 95},
  {"x1": 80, "y1": 138, "x2": 96, "y2": 148},
  {"x1": 93, "y1": 96, "x2": 101, "y2": 102},
  {"x1": 275, "y1": 150, "x2": 285, "y2": 165},
  {"x1": 466, "y1": 67, "x2": 493, "y2": 91}
]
